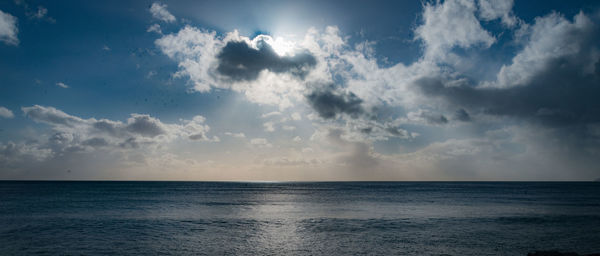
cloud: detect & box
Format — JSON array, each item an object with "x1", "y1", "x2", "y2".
[
  {"x1": 261, "y1": 111, "x2": 282, "y2": 118},
  {"x1": 224, "y1": 132, "x2": 245, "y2": 138},
  {"x1": 154, "y1": 26, "x2": 222, "y2": 92},
  {"x1": 416, "y1": 69, "x2": 600, "y2": 128},
  {"x1": 154, "y1": 25, "x2": 420, "y2": 141},
  {"x1": 21, "y1": 105, "x2": 215, "y2": 155},
  {"x1": 216, "y1": 39, "x2": 316, "y2": 81},
  {"x1": 56, "y1": 82, "x2": 69, "y2": 88},
  {"x1": 318, "y1": 128, "x2": 380, "y2": 172},
  {"x1": 150, "y1": 2, "x2": 175, "y2": 23},
  {"x1": 250, "y1": 138, "x2": 272, "y2": 148},
  {"x1": 297, "y1": 125, "x2": 597, "y2": 181},
  {"x1": 263, "y1": 121, "x2": 276, "y2": 132},
  {"x1": 406, "y1": 109, "x2": 449, "y2": 125},
  {"x1": 282, "y1": 125, "x2": 295, "y2": 131},
  {"x1": 477, "y1": 0, "x2": 517, "y2": 27},
  {"x1": 0, "y1": 106, "x2": 14, "y2": 118},
  {"x1": 142, "y1": 1, "x2": 600, "y2": 180},
  {"x1": 415, "y1": 12, "x2": 600, "y2": 129},
  {"x1": 155, "y1": 27, "x2": 318, "y2": 109},
  {"x1": 31, "y1": 6, "x2": 47, "y2": 19},
  {"x1": 125, "y1": 114, "x2": 166, "y2": 138},
  {"x1": 156, "y1": 27, "x2": 317, "y2": 85},
  {"x1": 146, "y1": 70, "x2": 157, "y2": 78},
  {"x1": 306, "y1": 87, "x2": 364, "y2": 119},
  {"x1": 492, "y1": 11, "x2": 598, "y2": 89},
  {"x1": 262, "y1": 157, "x2": 323, "y2": 167},
  {"x1": 3, "y1": 106, "x2": 218, "y2": 177},
  {"x1": 415, "y1": 0, "x2": 495, "y2": 62},
  {"x1": 15, "y1": 1, "x2": 53, "y2": 21},
  {"x1": 0, "y1": 10, "x2": 18, "y2": 45},
  {"x1": 23, "y1": 105, "x2": 83, "y2": 127},
  {"x1": 453, "y1": 108, "x2": 471, "y2": 122},
  {"x1": 0, "y1": 142, "x2": 52, "y2": 166},
  {"x1": 147, "y1": 24, "x2": 162, "y2": 34},
  {"x1": 291, "y1": 112, "x2": 302, "y2": 121},
  {"x1": 4, "y1": 0, "x2": 600, "y2": 181}
]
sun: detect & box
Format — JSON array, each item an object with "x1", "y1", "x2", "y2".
[
  {"x1": 254, "y1": 35, "x2": 296, "y2": 56},
  {"x1": 269, "y1": 36, "x2": 296, "y2": 56}
]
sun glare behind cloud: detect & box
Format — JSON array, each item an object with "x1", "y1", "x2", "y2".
[{"x1": 254, "y1": 35, "x2": 297, "y2": 56}]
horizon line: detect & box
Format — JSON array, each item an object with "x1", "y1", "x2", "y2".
[{"x1": 1, "y1": 179, "x2": 598, "y2": 182}]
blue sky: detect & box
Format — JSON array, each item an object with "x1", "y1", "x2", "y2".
[{"x1": 1, "y1": 0, "x2": 600, "y2": 180}]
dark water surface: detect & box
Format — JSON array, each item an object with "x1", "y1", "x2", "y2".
[{"x1": 1, "y1": 181, "x2": 599, "y2": 255}]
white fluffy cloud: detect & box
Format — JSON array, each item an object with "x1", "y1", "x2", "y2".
[
  {"x1": 0, "y1": 105, "x2": 219, "y2": 179},
  {"x1": 478, "y1": 0, "x2": 517, "y2": 27},
  {"x1": 0, "y1": 10, "x2": 18, "y2": 45},
  {"x1": 150, "y1": 2, "x2": 175, "y2": 23},
  {"x1": 17, "y1": 105, "x2": 215, "y2": 158},
  {"x1": 491, "y1": 11, "x2": 598, "y2": 88},
  {"x1": 155, "y1": 27, "x2": 322, "y2": 109},
  {"x1": 415, "y1": 0, "x2": 495, "y2": 62},
  {"x1": 155, "y1": 26, "x2": 222, "y2": 92},
  {"x1": 0, "y1": 106, "x2": 14, "y2": 118}
]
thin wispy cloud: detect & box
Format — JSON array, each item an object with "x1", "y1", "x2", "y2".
[
  {"x1": 147, "y1": 24, "x2": 162, "y2": 34},
  {"x1": 149, "y1": 2, "x2": 175, "y2": 23},
  {"x1": 56, "y1": 82, "x2": 69, "y2": 88},
  {"x1": 31, "y1": 6, "x2": 48, "y2": 19}
]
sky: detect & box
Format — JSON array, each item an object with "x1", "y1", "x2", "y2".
[{"x1": 1, "y1": 0, "x2": 600, "y2": 181}]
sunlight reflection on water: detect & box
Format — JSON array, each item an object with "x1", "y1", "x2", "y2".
[{"x1": 1, "y1": 181, "x2": 599, "y2": 255}]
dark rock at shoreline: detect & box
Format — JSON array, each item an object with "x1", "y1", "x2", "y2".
[{"x1": 528, "y1": 251, "x2": 600, "y2": 256}]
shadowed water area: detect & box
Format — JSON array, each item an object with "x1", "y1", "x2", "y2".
[{"x1": 1, "y1": 181, "x2": 599, "y2": 255}]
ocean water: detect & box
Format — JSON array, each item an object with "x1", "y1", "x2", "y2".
[{"x1": 0, "y1": 182, "x2": 599, "y2": 255}]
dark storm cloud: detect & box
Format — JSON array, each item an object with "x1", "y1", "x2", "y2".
[
  {"x1": 415, "y1": 56, "x2": 600, "y2": 127},
  {"x1": 216, "y1": 39, "x2": 317, "y2": 81},
  {"x1": 306, "y1": 88, "x2": 364, "y2": 119}
]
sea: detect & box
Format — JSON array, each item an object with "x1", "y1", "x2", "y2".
[{"x1": 0, "y1": 181, "x2": 599, "y2": 255}]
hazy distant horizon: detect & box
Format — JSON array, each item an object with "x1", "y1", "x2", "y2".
[{"x1": 1, "y1": 179, "x2": 598, "y2": 182}]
